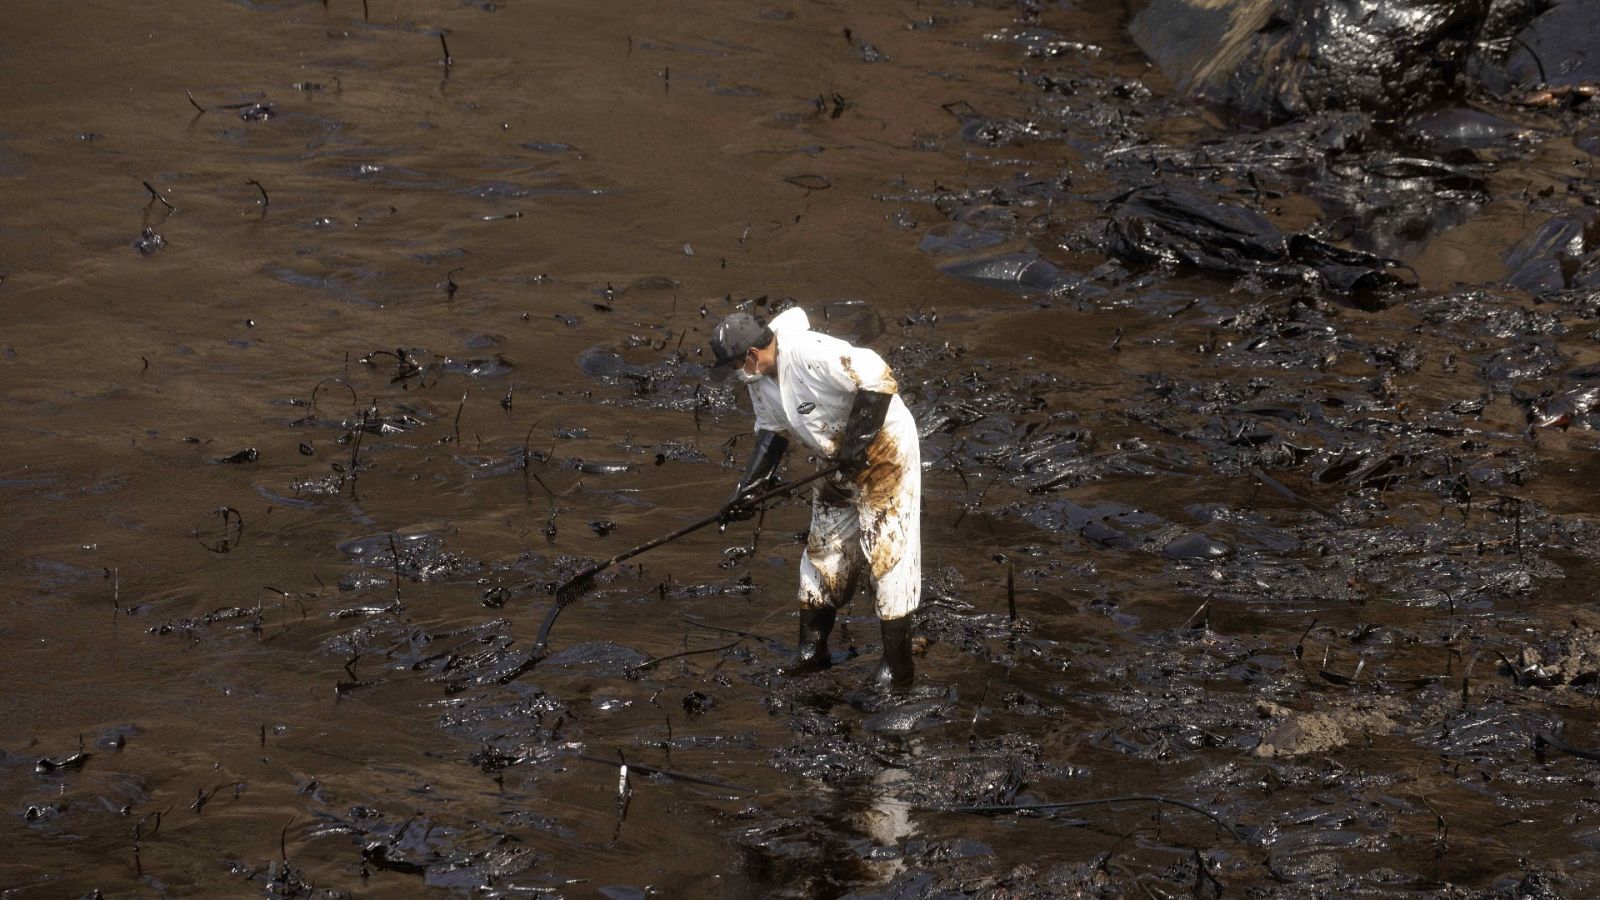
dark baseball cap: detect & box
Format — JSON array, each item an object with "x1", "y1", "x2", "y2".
[{"x1": 707, "y1": 312, "x2": 770, "y2": 382}]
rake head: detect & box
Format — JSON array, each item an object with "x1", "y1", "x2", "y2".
[
  {"x1": 552, "y1": 573, "x2": 597, "y2": 606},
  {"x1": 537, "y1": 570, "x2": 598, "y2": 653}
]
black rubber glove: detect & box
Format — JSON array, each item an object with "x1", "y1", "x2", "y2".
[
  {"x1": 722, "y1": 430, "x2": 788, "y2": 520},
  {"x1": 837, "y1": 390, "x2": 892, "y2": 479}
]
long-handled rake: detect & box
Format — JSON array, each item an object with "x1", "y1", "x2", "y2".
[{"x1": 531, "y1": 463, "x2": 843, "y2": 660}]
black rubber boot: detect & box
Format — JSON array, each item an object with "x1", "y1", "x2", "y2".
[
  {"x1": 782, "y1": 606, "x2": 836, "y2": 675},
  {"x1": 868, "y1": 616, "x2": 914, "y2": 691}
]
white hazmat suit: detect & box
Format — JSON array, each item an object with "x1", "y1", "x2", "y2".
[{"x1": 744, "y1": 307, "x2": 921, "y2": 621}]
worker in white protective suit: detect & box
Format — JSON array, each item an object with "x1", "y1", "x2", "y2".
[{"x1": 706, "y1": 306, "x2": 921, "y2": 690}]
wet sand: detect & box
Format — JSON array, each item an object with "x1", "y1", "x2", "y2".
[{"x1": 6, "y1": 0, "x2": 1600, "y2": 896}]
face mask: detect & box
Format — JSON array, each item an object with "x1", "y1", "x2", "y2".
[{"x1": 735, "y1": 367, "x2": 764, "y2": 385}]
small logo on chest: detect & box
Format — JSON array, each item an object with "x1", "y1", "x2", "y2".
[{"x1": 797, "y1": 402, "x2": 816, "y2": 415}]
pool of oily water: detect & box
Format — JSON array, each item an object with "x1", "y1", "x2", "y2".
[{"x1": 4, "y1": 0, "x2": 1600, "y2": 896}]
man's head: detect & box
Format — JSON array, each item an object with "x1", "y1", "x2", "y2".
[{"x1": 708, "y1": 312, "x2": 777, "y2": 383}]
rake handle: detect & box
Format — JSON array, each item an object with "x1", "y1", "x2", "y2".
[{"x1": 535, "y1": 462, "x2": 844, "y2": 652}]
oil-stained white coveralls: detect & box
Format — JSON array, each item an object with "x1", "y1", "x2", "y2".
[{"x1": 745, "y1": 307, "x2": 921, "y2": 620}]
